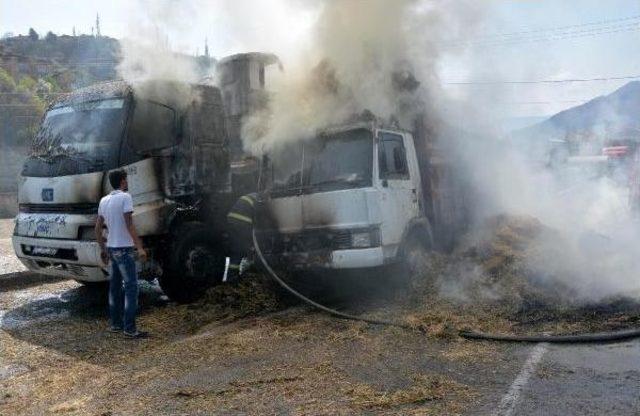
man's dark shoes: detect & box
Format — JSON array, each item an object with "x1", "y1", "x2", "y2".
[
  {"x1": 123, "y1": 330, "x2": 149, "y2": 339},
  {"x1": 108, "y1": 326, "x2": 123, "y2": 333}
]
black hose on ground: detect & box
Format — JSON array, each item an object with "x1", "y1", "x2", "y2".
[
  {"x1": 251, "y1": 229, "x2": 413, "y2": 330},
  {"x1": 459, "y1": 328, "x2": 640, "y2": 343},
  {"x1": 252, "y1": 229, "x2": 640, "y2": 343}
]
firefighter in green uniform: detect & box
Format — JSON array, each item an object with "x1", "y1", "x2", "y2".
[{"x1": 225, "y1": 193, "x2": 258, "y2": 283}]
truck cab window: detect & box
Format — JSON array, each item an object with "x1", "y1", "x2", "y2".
[
  {"x1": 130, "y1": 100, "x2": 177, "y2": 154},
  {"x1": 379, "y1": 133, "x2": 409, "y2": 179}
]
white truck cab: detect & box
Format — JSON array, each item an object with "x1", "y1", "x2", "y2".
[
  {"x1": 11, "y1": 80, "x2": 233, "y2": 302},
  {"x1": 260, "y1": 121, "x2": 434, "y2": 270},
  {"x1": 12, "y1": 53, "x2": 284, "y2": 303}
]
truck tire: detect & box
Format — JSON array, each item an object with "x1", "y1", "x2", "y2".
[
  {"x1": 399, "y1": 229, "x2": 434, "y2": 289},
  {"x1": 159, "y1": 222, "x2": 226, "y2": 303}
]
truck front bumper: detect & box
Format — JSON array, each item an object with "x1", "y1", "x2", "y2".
[
  {"x1": 12, "y1": 235, "x2": 108, "y2": 282},
  {"x1": 279, "y1": 247, "x2": 385, "y2": 270}
]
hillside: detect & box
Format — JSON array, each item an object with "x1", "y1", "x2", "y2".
[
  {"x1": 0, "y1": 33, "x2": 216, "y2": 196},
  {"x1": 0, "y1": 34, "x2": 121, "y2": 91},
  {"x1": 514, "y1": 81, "x2": 640, "y2": 148},
  {"x1": 0, "y1": 34, "x2": 123, "y2": 193}
]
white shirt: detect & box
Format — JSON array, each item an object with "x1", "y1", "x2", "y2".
[{"x1": 98, "y1": 190, "x2": 135, "y2": 248}]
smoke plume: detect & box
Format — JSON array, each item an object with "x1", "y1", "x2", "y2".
[
  {"x1": 242, "y1": 0, "x2": 482, "y2": 154},
  {"x1": 116, "y1": 1, "x2": 204, "y2": 109},
  {"x1": 247, "y1": 1, "x2": 640, "y2": 302},
  {"x1": 115, "y1": 0, "x2": 640, "y2": 302}
]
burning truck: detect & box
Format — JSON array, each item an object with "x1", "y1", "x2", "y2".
[
  {"x1": 11, "y1": 53, "x2": 279, "y2": 303},
  {"x1": 12, "y1": 48, "x2": 470, "y2": 302},
  {"x1": 256, "y1": 114, "x2": 472, "y2": 274}
]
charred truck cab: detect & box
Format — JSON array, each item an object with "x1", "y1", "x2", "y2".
[
  {"x1": 13, "y1": 52, "x2": 283, "y2": 302},
  {"x1": 260, "y1": 118, "x2": 469, "y2": 273},
  {"x1": 12, "y1": 80, "x2": 235, "y2": 302}
]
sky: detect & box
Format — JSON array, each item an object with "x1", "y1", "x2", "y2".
[{"x1": 1, "y1": 0, "x2": 639, "y2": 119}]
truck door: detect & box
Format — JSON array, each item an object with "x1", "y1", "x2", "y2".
[{"x1": 376, "y1": 130, "x2": 420, "y2": 253}]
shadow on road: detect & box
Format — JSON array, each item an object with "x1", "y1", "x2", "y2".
[
  {"x1": 0, "y1": 272, "x2": 66, "y2": 291},
  {"x1": 1, "y1": 281, "x2": 173, "y2": 363}
]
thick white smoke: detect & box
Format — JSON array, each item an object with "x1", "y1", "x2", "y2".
[
  {"x1": 116, "y1": 0, "x2": 205, "y2": 109},
  {"x1": 248, "y1": 1, "x2": 640, "y2": 302},
  {"x1": 115, "y1": 0, "x2": 640, "y2": 301},
  {"x1": 241, "y1": 0, "x2": 483, "y2": 154}
]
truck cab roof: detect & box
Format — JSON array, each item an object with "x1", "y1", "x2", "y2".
[
  {"x1": 51, "y1": 80, "x2": 219, "y2": 113},
  {"x1": 317, "y1": 119, "x2": 411, "y2": 138},
  {"x1": 53, "y1": 80, "x2": 131, "y2": 108}
]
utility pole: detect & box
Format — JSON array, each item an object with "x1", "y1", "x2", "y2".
[
  {"x1": 95, "y1": 13, "x2": 101, "y2": 38},
  {"x1": 204, "y1": 37, "x2": 209, "y2": 58}
]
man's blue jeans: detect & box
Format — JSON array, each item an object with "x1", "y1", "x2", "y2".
[{"x1": 108, "y1": 247, "x2": 138, "y2": 333}]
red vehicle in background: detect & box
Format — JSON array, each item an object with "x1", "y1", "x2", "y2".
[{"x1": 601, "y1": 140, "x2": 638, "y2": 185}]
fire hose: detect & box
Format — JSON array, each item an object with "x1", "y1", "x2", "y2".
[{"x1": 252, "y1": 229, "x2": 640, "y2": 343}]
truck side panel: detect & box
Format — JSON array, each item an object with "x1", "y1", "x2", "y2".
[{"x1": 412, "y1": 116, "x2": 471, "y2": 250}]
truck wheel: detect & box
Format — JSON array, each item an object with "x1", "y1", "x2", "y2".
[
  {"x1": 159, "y1": 222, "x2": 226, "y2": 303},
  {"x1": 400, "y1": 231, "x2": 433, "y2": 289}
]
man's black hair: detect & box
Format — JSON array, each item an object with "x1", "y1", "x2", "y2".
[{"x1": 108, "y1": 169, "x2": 127, "y2": 189}]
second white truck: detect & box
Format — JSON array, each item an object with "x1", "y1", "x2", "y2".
[{"x1": 257, "y1": 116, "x2": 471, "y2": 274}]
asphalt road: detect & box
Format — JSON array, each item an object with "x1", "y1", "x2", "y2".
[
  {"x1": 1, "y1": 218, "x2": 639, "y2": 415},
  {"x1": 475, "y1": 340, "x2": 640, "y2": 416}
]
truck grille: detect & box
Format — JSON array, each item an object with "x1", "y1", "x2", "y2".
[
  {"x1": 21, "y1": 245, "x2": 78, "y2": 261},
  {"x1": 19, "y1": 203, "x2": 98, "y2": 215},
  {"x1": 24, "y1": 259, "x2": 88, "y2": 278},
  {"x1": 260, "y1": 229, "x2": 353, "y2": 253}
]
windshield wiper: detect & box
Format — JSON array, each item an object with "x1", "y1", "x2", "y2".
[
  {"x1": 308, "y1": 177, "x2": 367, "y2": 188},
  {"x1": 270, "y1": 177, "x2": 367, "y2": 197}
]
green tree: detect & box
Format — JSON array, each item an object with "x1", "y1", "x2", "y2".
[
  {"x1": 28, "y1": 28, "x2": 39, "y2": 40},
  {"x1": 43, "y1": 75, "x2": 61, "y2": 92},
  {"x1": 0, "y1": 68, "x2": 16, "y2": 92},
  {"x1": 17, "y1": 75, "x2": 37, "y2": 93}
]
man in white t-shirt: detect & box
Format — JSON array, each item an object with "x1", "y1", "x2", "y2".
[{"x1": 95, "y1": 169, "x2": 148, "y2": 338}]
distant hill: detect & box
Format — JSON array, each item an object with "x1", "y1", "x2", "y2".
[
  {"x1": 502, "y1": 115, "x2": 549, "y2": 132},
  {"x1": 513, "y1": 81, "x2": 640, "y2": 150},
  {"x1": 0, "y1": 33, "x2": 214, "y2": 192},
  {"x1": 0, "y1": 34, "x2": 121, "y2": 89},
  {"x1": 0, "y1": 34, "x2": 123, "y2": 192}
]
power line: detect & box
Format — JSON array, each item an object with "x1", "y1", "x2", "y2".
[
  {"x1": 466, "y1": 24, "x2": 640, "y2": 47},
  {"x1": 446, "y1": 14, "x2": 640, "y2": 47},
  {"x1": 445, "y1": 74, "x2": 640, "y2": 85},
  {"x1": 491, "y1": 25, "x2": 637, "y2": 45},
  {"x1": 503, "y1": 100, "x2": 586, "y2": 105},
  {"x1": 474, "y1": 14, "x2": 640, "y2": 40}
]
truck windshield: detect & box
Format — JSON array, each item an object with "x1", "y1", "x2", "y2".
[
  {"x1": 22, "y1": 98, "x2": 127, "y2": 177},
  {"x1": 271, "y1": 128, "x2": 373, "y2": 195}
]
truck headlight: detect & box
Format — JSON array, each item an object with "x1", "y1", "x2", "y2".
[{"x1": 351, "y1": 232, "x2": 372, "y2": 248}]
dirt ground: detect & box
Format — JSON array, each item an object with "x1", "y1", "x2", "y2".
[
  {"x1": 0, "y1": 218, "x2": 516, "y2": 415},
  {"x1": 0, "y1": 281, "x2": 501, "y2": 416},
  {"x1": 2, "y1": 218, "x2": 640, "y2": 415}
]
